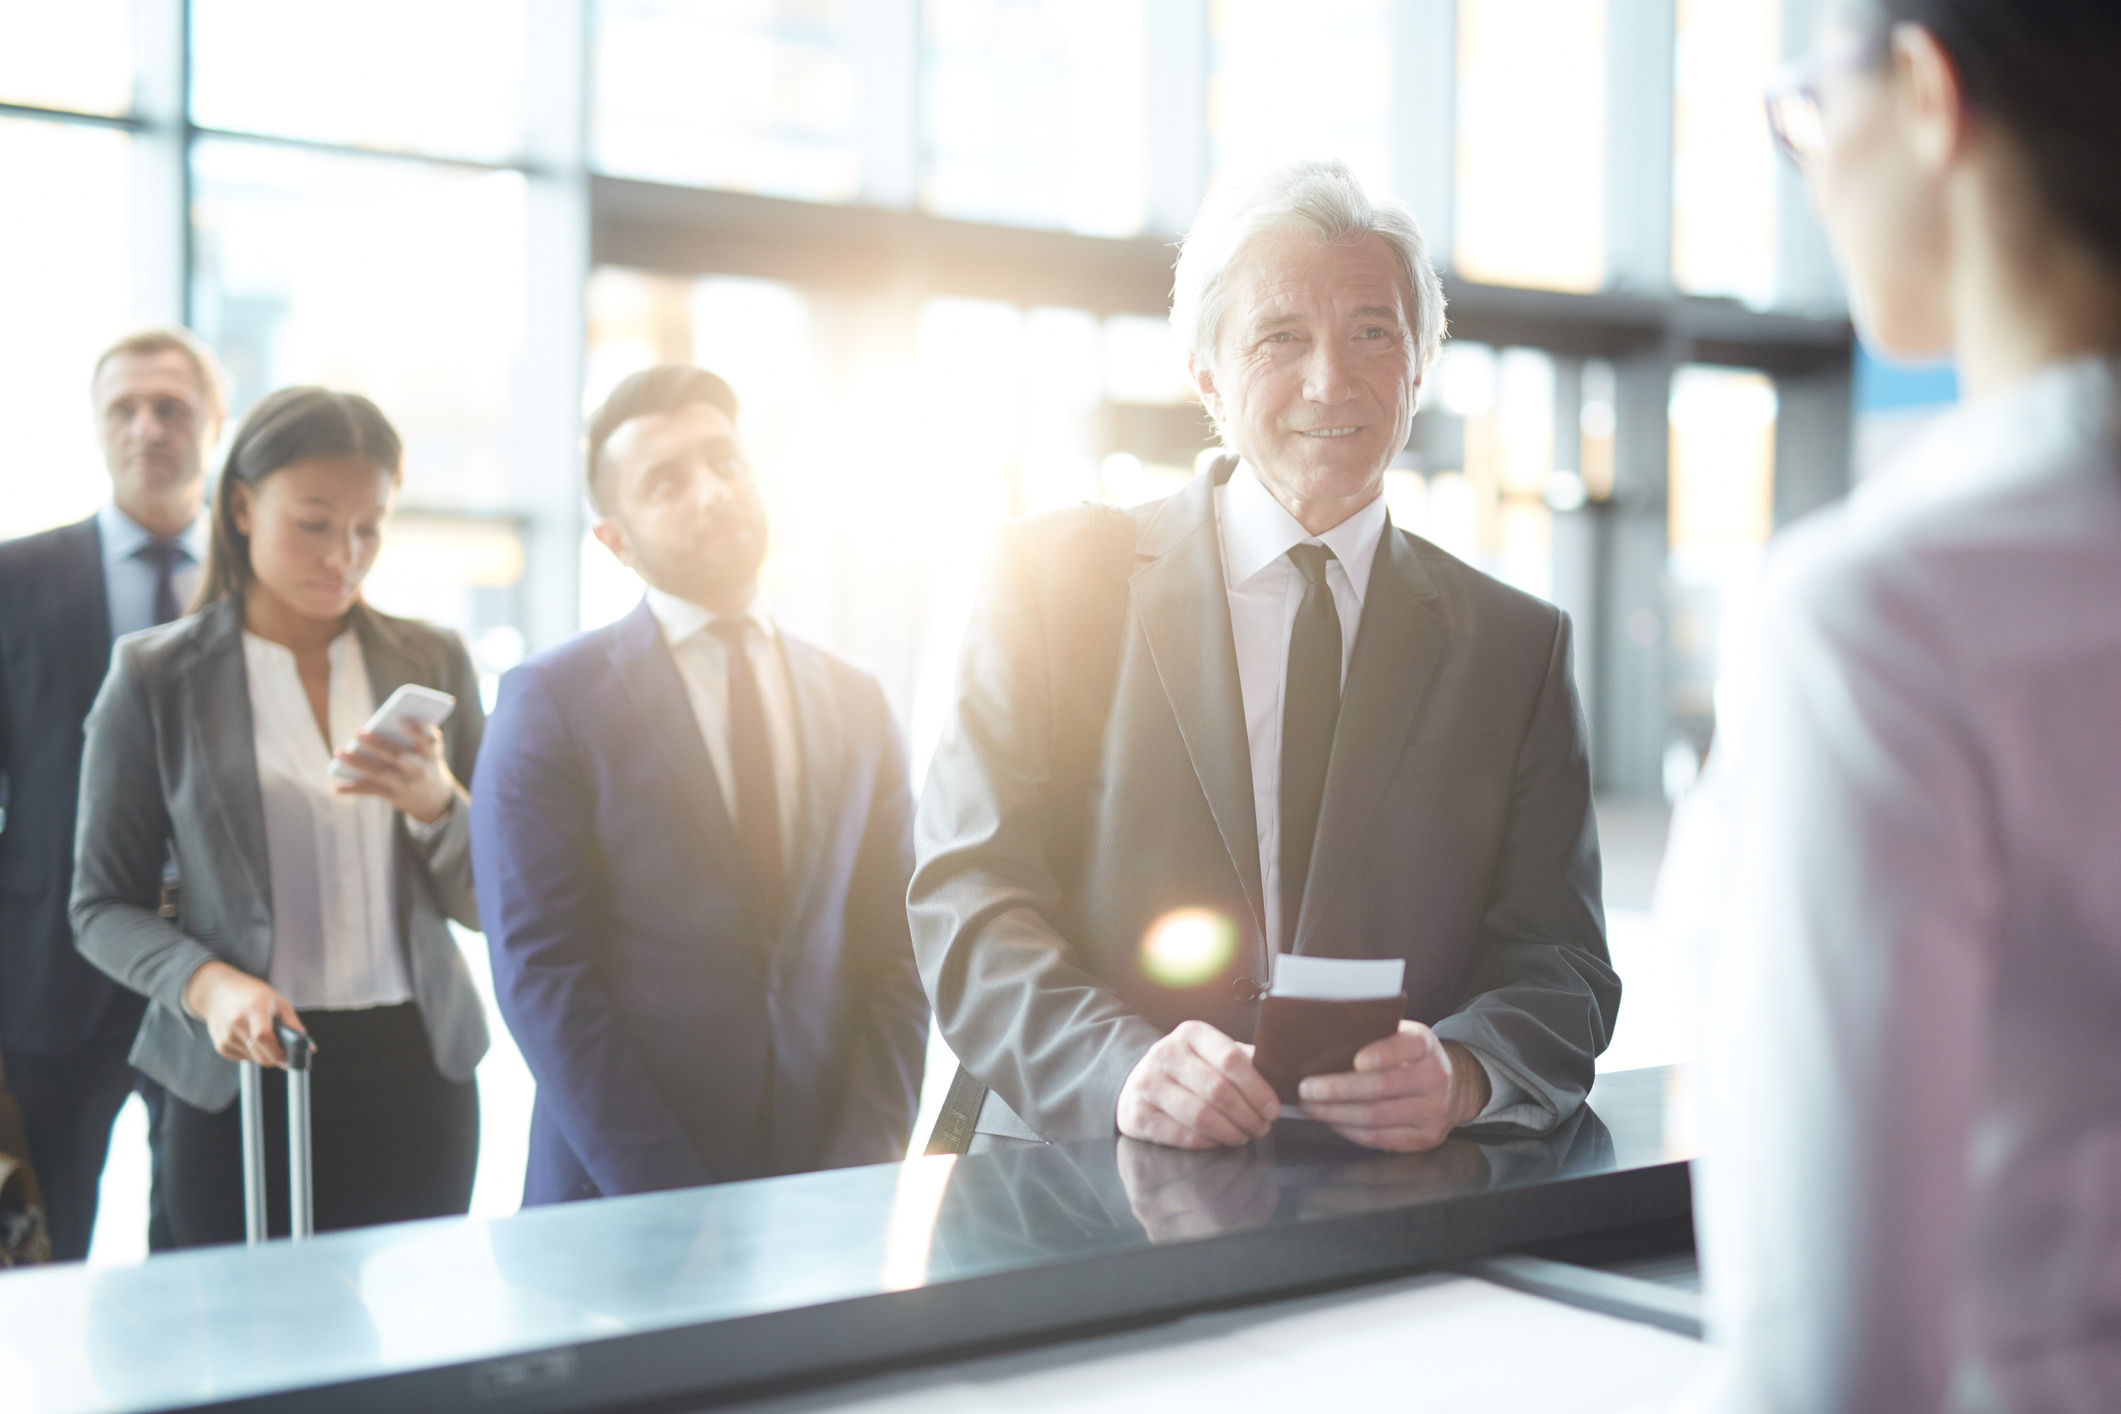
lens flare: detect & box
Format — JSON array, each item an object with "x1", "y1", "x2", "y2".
[{"x1": 1139, "y1": 908, "x2": 1237, "y2": 988}]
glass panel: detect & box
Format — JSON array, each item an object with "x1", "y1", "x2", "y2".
[
  {"x1": 1667, "y1": 364, "x2": 1777, "y2": 787},
  {"x1": 190, "y1": 139, "x2": 531, "y2": 647},
  {"x1": 592, "y1": 0, "x2": 861, "y2": 201},
  {"x1": 1673, "y1": 0, "x2": 1781, "y2": 305},
  {"x1": 0, "y1": 118, "x2": 134, "y2": 540},
  {"x1": 1409, "y1": 342, "x2": 1562, "y2": 602},
  {"x1": 922, "y1": 0, "x2": 1148, "y2": 236},
  {"x1": 189, "y1": 0, "x2": 528, "y2": 162},
  {"x1": 1454, "y1": 0, "x2": 1607, "y2": 292},
  {"x1": 1208, "y1": 0, "x2": 1392, "y2": 198},
  {"x1": 0, "y1": 0, "x2": 133, "y2": 116}
]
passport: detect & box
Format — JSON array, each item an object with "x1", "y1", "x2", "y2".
[{"x1": 1251, "y1": 955, "x2": 1407, "y2": 1107}]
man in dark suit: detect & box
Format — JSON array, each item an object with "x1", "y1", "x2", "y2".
[
  {"x1": 0, "y1": 327, "x2": 225, "y2": 1257},
  {"x1": 472, "y1": 365, "x2": 928, "y2": 1204},
  {"x1": 912, "y1": 159, "x2": 1619, "y2": 1154}
]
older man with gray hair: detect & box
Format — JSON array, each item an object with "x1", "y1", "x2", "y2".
[{"x1": 912, "y1": 159, "x2": 1617, "y2": 1154}]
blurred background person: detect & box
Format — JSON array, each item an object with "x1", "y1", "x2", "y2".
[
  {"x1": 70, "y1": 387, "x2": 489, "y2": 1246},
  {"x1": 472, "y1": 365, "x2": 926, "y2": 1205},
  {"x1": 0, "y1": 328, "x2": 224, "y2": 1260},
  {"x1": 1663, "y1": 1, "x2": 2121, "y2": 1408}
]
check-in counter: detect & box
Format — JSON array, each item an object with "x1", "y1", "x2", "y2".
[{"x1": 0, "y1": 1066, "x2": 1693, "y2": 1413}]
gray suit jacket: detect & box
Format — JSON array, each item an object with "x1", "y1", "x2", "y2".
[
  {"x1": 910, "y1": 461, "x2": 1619, "y2": 1143},
  {"x1": 71, "y1": 597, "x2": 490, "y2": 1112}
]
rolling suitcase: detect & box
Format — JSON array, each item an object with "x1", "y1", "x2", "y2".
[{"x1": 238, "y1": 1020, "x2": 314, "y2": 1244}]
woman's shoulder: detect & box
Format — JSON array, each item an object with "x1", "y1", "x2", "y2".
[{"x1": 110, "y1": 599, "x2": 242, "y2": 681}]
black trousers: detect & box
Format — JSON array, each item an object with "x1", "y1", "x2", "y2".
[
  {"x1": 0, "y1": 1004, "x2": 144, "y2": 1262},
  {"x1": 163, "y1": 1003, "x2": 478, "y2": 1248}
]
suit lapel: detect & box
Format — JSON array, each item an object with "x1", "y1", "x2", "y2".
[
  {"x1": 65, "y1": 517, "x2": 114, "y2": 674},
  {"x1": 777, "y1": 634, "x2": 841, "y2": 936},
  {"x1": 1132, "y1": 468, "x2": 1265, "y2": 927},
  {"x1": 1295, "y1": 527, "x2": 1444, "y2": 951},
  {"x1": 609, "y1": 600, "x2": 769, "y2": 940},
  {"x1": 181, "y1": 599, "x2": 274, "y2": 916}
]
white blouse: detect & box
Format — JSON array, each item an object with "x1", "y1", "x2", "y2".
[
  {"x1": 1660, "y1": 355, "x2": 2121, "y2": 1413},
  {"x1": 243, "y1": 629, "x2": 412, "y2": 1011}
]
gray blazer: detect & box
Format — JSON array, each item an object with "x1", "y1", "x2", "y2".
[
  {"x1": 71, "y1": 597, "x2": 490, "y2": 1112},
  {"x1": 910, "y1": 461, "x2": 1620, "y2": 1144}
]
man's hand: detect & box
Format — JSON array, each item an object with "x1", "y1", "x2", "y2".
[
  {"x1": 1296, "y1": 1022, "x2": 1491, "y2": 1152},
  {"x1": 1117, "y1": 1020, "x2": 1281, "y2": 1148}
]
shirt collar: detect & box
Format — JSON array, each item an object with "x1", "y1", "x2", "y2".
[
  {"x1": 644, "y1": 584, "x2": 777, "y2": 649},
  {"x1": 1220, "y1": 460, "x2": 1389, "y2": 601},
  {"x1": 98, "y1": 501, "x2": 208, "y2": 568}
]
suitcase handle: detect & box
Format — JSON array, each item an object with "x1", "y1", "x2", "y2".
[
  {"x1": 240, "y1": 1020, "x2": 316, "y2": 1244},
  {"x1": 275, "y1": 1020, "x2": 313, "y2": 1071}
]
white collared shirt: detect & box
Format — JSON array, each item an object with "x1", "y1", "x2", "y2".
[
  {"x1": 1216, "y1": 460, "x2": 1528, "y2": 1125},
  {"x1": 1215, "y1": 460, "x2": 1388, "y2": 956},
  {"x1": 244, "y1": 628, "x2": 412, "y2": 1010},
  {"x1": 97, "y1": 501, "x2": 207, "y2": 640},
  {"x1": 645, "y1": 586, "x2": 803, "y2": 867}
]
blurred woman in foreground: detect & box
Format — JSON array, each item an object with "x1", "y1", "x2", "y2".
[{"x1": 1662, "y1": 1, "x2": 2121, "y2": 1409}]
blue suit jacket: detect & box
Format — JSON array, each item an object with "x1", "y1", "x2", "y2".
[{"x1": 471, "y1": 601, "x2": 928, "y2": 1204}]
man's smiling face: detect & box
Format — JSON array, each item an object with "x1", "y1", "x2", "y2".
[{"x1": 1193, "y1": 230, "x2": 1422, "y2": 528}]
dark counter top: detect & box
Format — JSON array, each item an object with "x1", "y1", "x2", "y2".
[{"x1": 0, "y1": 1066, "x2": 1691, "y2": 1414}]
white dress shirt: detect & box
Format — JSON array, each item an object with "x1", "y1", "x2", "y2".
[
  {"x1": 1661, "y1": 355, "x2": 2121, "y2": 1413},
  {"x1": 244, "y1": 628, "x2": 412, "y2": 1010},
  {"x1": 646, "y1": 586, "x2": 803, "y2": 867},
  {"x1": 97, "y1": 501, "x2": 206, "y2": 640},
  {"x1": 1216, "y1": 461, "x2": 1386, "y2": 956},
  {"x1": 1216, "y1": 462, "x2": 1526, "y2": 1124}
]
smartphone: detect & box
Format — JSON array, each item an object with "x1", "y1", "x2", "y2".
[{"x1": 326, "y1": 684, "x2": 456, "y2": 780}]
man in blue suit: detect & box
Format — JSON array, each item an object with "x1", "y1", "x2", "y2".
[{"x1": 472, "y1": 365, "x2": 928, "y2": 1203}]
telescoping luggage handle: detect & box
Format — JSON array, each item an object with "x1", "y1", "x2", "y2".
[{"x1": 238, "y1": 1020, "x2": 314, "y2": 1245}]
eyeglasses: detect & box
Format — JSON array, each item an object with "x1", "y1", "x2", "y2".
[{"x1": 1763, "y1": 32, "x2": 1889, "y2": 168}]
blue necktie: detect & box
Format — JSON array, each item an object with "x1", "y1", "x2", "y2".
[{"x1": 135, "y1": 538, "x2": 184, "y2": 625}]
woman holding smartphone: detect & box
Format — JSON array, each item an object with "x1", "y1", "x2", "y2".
[{"x1": 72, "y1": 386, "x2": 489, "y2": 1246}]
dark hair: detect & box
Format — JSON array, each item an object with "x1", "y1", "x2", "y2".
[
  {"x1": 195, "y1": 387, "x2": 405, "y2": 610},
  {"x1": 584, "y1": 364, "x2": 739, "y2": 517},
  {"x1": 1872, "y1": 0, "x2": 2121, "y2": 270}
]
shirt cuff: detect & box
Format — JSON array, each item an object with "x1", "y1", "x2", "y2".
[
  {"x1": 405, "y1": 807, "x2": 451, "y2": 843},
  {"x1": 1457, "y1": 1044, "x2": 1556, "y2": 1131}
]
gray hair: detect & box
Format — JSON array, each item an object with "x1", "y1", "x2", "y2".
[{"x1": 1170, "y1": 159, "x2": 1447, "y2": 376}]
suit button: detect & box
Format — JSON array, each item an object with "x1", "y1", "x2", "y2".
[{"x1": 1230, "y1": 976, "x2": 1265, "y2": 1003}]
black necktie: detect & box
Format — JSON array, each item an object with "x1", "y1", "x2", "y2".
[
  {"x1": 136, "y1": 538, "x2": 183, "y2": 625},
  {"x1": 1279, "y1": 544, "x2": 1341, "y2": 950},
  {"x1": 708, "y1": 618, "x2": 784, "y2": 929}
]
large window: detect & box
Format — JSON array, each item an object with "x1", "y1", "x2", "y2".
[
  {"x1": 1453, "y1": 0, "x2": 1608, "y2": 292},
  {"x1": 189, "y1": 0, "x2": 529, "y2": 162},
  {"x1": 1208, "y1": 0, "x2": 1393, "y2": 199},
  {"x1": 0, "y1": 1, "x2": 134, "y2": 116},
  {"x1": 1672, "y1": 0, "x2": 1782, "y2": 305},
  {"x1": 0, "y1": 118, "x2": 136, "y2": 541},
  {"x1": 923, "y1": 0, "x2": 1148, "y2": 236},
  {"x1": 593, "y1": 0, "x2": 863, "y2": 201},
  {"x1": 189, "y1": 139, "x2": 533, "y2": 660}
]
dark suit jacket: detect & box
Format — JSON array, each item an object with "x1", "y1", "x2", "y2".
[
  {"x1": 0, "y1": 516, "x2": 141, "y2": 1056},
  {"x1": 70, "y1": 598, "x2": 490, "y2": 1111},
  {"x1": 910, "y1": 461, "x2": 1620, "y2": 1143},
  {"x1": 471, "y1": 600, "x2": 929, "y2": 1205}
]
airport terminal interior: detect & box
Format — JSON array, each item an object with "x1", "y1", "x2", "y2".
[{"x1": 0, "y1": 2, "x2": 1978, "y2": 1411}]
